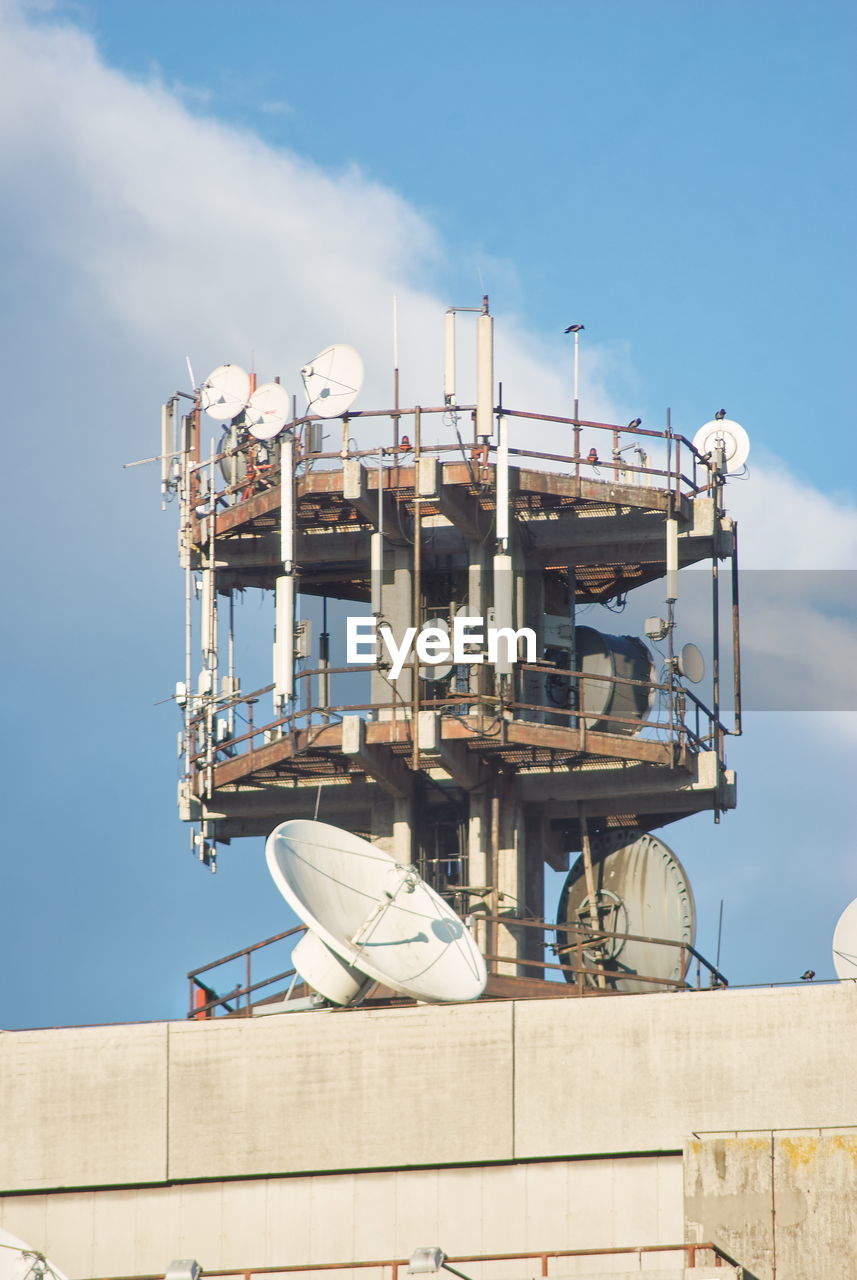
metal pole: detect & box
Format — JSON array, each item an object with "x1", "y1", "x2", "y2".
[
  {"x1": 393, "y1": 294, "x2": 400, "y2": 447},
  {"x1": 411, "y1": 407, "x2": 422, "y2": 770},
  {"x1": 580, "y1": 814, "x2": 606, "y2": 989},
  {"x1": 490, "y1": 783, "x2": 500, "y2": 975},
  {"x1": 731, "y1": 524, "x2": 742, "y2": 735},
  {"x1": 573, "y1": 329, "x2": 580, "y2": 425}
]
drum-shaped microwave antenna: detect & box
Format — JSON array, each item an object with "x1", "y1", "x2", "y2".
[
  {"x1": 832, "y1": 896, "x2": 857, "y2": 980},
  {"x1": 301, "y1": 344, "x2": 364, "y2": 418},
  {"x1": 557, "y1": 828, "x2": 696, "y2": 993},
  {"x1": 693, "y1": 418, "x2": 750, "y2": 473},
  {"x1": 266, "y1": 819, "x2": 486, "y2": 1005},
  {"x1": 201, "y1": 363, "x2": 251, "y2": 421},
  {"x1": 0, "y1": 1227, "x2": 68, "y2": 1280},
  {"x1": 575, "y1": 626, "x2": 655, "y2": 735},
  {"x1": 678, "y1": 642, "x2": 705, "y2": 684},
  {"x1": 245, "y1": 381, "x2": 292, "y2": 440}
]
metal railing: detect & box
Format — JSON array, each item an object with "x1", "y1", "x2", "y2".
[
  {"x1": 87, "y1": 1239, "x2": 743, "y2": 1280},
  {"x1": 186, "y1": 915, "x2": 727, "y2": 1020},
  {"x1": 184, "y1": 657, "x2": 727, "y2": 774},
  {"x1": 188, "y1": 402, "x2": 719, "y2": 518}
]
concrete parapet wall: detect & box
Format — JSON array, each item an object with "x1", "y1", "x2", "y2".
[{"x1": 1, "y1": 985, "x2": 854, "y2": 1193}]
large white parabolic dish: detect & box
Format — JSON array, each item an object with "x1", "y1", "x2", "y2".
[
  {"x1": 266, "y1": 819, "x2": 486, "y2": 1004},
  {"x1": 832, "y1": 896, "x2": 857, "y2": 979},
  {"x1": 693, "y1": 418, "x2": 750, "y2": 473},
  {"x1": 245, "y1": 381, "x2": 292, "y2": 440},
  {"x1": 558, "y1": 828, "x2": 696, "y2": 993},
  {"x1": 301, "y1": 344, "x2": 364, "y2": 418},
  {"x1": 201, "y1": 363, "x2": 251, "y2": 422},
  {"x1": 0, "y1": 1227, "x2": 68, "y2": 1280}
]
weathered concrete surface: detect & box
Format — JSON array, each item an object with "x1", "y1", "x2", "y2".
[
  {"x1": 0, "y1": 1155, "x2": 682, "y2": 1277},
  {"x1": 684, "y1": 1135, "x2": 773, "y2": 1278},
  {"x1": 684, "y1": 1128, "x2": 857, "y2": 1280},
  {"x1": 514, "y1": 984, "x2": 857, "y2": 1158},
  {"x1": 0, "y1": 1023, "x2": 168, "y2": 1190},
  {"x1": 168, "y1": 1000, "x2": 514, "y2": 1178}
]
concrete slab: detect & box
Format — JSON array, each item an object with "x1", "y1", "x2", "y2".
[
  {"x1": 0, "y1": 1023, "x2": 168, "y2": 1190},
  {"x1": 513, "y1": 984, "x2": 857, "y2": 1159},
  {"x1": 167, "y1": 1001, "x2": 514, "y2": 1179}
]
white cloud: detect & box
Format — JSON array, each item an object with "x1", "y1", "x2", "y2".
[{"x1": 0, "y1": 2, "x2": 623, "y2": 437}]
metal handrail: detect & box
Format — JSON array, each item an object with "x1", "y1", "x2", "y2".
[{"x1": 86, "y1": 1238, "x2": 742, "y2": 1280}]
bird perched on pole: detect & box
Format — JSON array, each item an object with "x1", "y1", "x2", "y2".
[
  {"x1": 627, "y1": 418, "x2": 642, "y2": 429},
  {"x1": 564, "y1": 324, "x2": 585, "y2": 333}
]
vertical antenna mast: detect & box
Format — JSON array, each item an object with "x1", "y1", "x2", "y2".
[{"x1": 444, "y1": 309, "x2": 456, "y2": 406}]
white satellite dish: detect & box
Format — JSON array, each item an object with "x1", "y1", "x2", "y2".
[
  {"x1": 832, "y1": 896, "x2": 857, "y2": 980},
  {"x1": 558, "y1": 829, "x2": 696, "y2": 993},
  {"x1": 201, "y1": 364, "x2": 251, "y2": 422},
  {"x1": 245, "y1": 381, "x2": 292, "y2": 440},
  {"x1": 678, "y1": 642, "x2": 705, "y2": 684},
  {"x1": 266, "y1": 819, "x2": 486, "y2": 1006},
  {"x1": 0, "y1": 1227, "x2": 68, "y2": 1280},
  {"x1": 301, "y1": 344, "x2": 364, "y2": 419},
  {"x1": 693, "y1": 417, "x2": 750, "y2": 473}
]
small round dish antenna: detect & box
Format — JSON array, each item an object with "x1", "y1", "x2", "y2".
[
  {"x1": 678, "y1": 642, "x2": 705, "y2": 684},
  {"x1": 0, "y1": 1227, "x2": 68, "y2": 1280},
  {"x1": 201, "y1": 364, "x2": 251, "y2": 422},
  {"x1": 245, "y1": 381, "x2": 292, "y2": 440},
  {"x1": 301, "y1": 344, "x2": 364, "y2": 418},
  {"x1": 832, "y1": 896, "x2": 857, "y2": 979},
  {"x1": 266, "y1": 819, "x2": 486, "y2": 1006},
  {"x1": 557, "y1": 829, "x2": 696, "y2": 993},
  {"x1": 693, "y1": 418, "x2": 750, "y2": 473}
]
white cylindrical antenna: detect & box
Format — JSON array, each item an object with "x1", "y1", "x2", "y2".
[
  {"x1": 274, "y1": 574, "x2": 295, "y2": 704},
  {"x1": 492, "y1": 552, "x2": 514, "y2": 676},
  {"x1": 185, "y1": 356, "x2": 196, "y2": 391},
  {"x1": 476, "y1": 310, "x2": 494, "y2": 439},
  {"x1": 161, "y1": 401, "x2": 174, "y2": 491},
  {"x1": 444, "y1": 309, "x2": 456, "y2": 405},
  {"x1": 200, "y1": 568, "x2": 214, "y2": 674},
  {"x1": 666, "y1": 517, "x2": 679, "y2": 602},
  {"x1": 496, "y1": 413, "x2": 509, "y2": 547},
  {"x1": 370, "y1": 532, "x2": 383, "y2": 615},
  {"x1": 280, "y1": 438, "x2": 294, "y2": 572}
]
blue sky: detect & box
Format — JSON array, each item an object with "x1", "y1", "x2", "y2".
[{"x1": 1, "y1": 0, "x2": 855, "y2": 1029}]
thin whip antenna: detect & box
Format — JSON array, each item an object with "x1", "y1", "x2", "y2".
[
  {"x1": 185, "y1": 356, "x2": 196, "y2": 391},
  {"x1": 392, "y1": 294, "x2": 400, "y2": 413},
  {"x1": 716, "y1": 898, "x2": 724, "y2": 971}
]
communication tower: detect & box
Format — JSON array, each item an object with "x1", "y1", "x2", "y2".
[{"x1": 160, "y1": 301, "x2": 743, "y2": 1000}]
